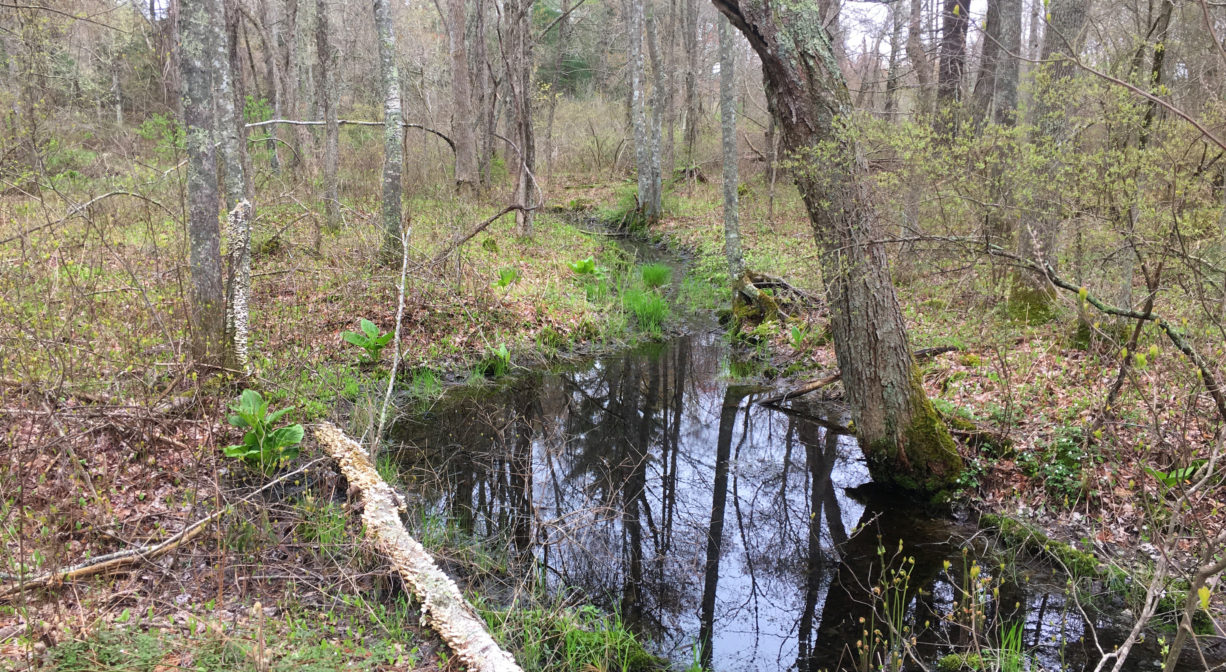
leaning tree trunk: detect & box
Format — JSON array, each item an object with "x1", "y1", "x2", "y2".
[
  {"x1": 717, "y1": 14, "x2": 741, "y2": 280},
  {"x1": 179, "y1": 0, "x2": 228, "y2": 367},
  {"x1": 373, "y1": 0, "x2": 405, "y2": 257},
  {"x1": 315, "y1": 0, "x2": 339, "y2": 231},
  {"x1": 446, "y1": 0, "x2": 479, "y2": 194},
  {"x1": 711, "y1": 0, "x2": 962, "y2": 495}
]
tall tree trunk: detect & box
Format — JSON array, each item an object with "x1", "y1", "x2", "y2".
[
  {"x1": 179, "y1": 0, "x2": 227, "y2": 366},
  {"x1": 315, "y1": 0, "x2": 339, "y2": 230},
  {"x1": 970, "y1": 0, "x2": 1021, "y2": 127},
  {"x1": 682, "y1": 0, "x2": 699, "y2": 166},
  {"x1": 215, "y1": 2, "x2": 246, "y2": 212},
  {"x1": 711, "y1": 0, "x2": 963, "y2": 494},
  {"x1": 506, "y1": 0, "x2": 536, "y2": 235},
  {"x1": 260, "y1": 0, "x2": 282, "y2": 173},
  {"x1": 218, "y1": 0, "x2": 252, "y2": 369},
  {"x1": 645, "y1": 3, "x2": 665, "y2": 217},
  {"x1": 935, "y1": 0, "x2": 970, "y2": 135},
  {"x1": 543, "y1": 0, "x2": 569, "y2": 184},
  {"x1": 282, "y1": 0, "x2": 308, "y2": 171},
  {"x1": 1009, "y1": 0, "x2": 1091, "y2": 317},
  {"x1": 628, "y1": 0, "x2": 660, "y2": 223},
  {"x1": 718, "y1": 14, "x2": 741, "y2": 279},
  {"x1": 883, "y1": 1, "x2": 904, "y2": 119},
  {"x1": 474, "y1": 0, "x2": 494, "y2": 187},
  {"x1": 906, "y1": 0, "x2": 932, "y2": 116},
  {"x1": 447, "y1": 0, "x2": 479, "y2": 194},
  {"x1": 373, "y1": 0, "x2": 404, "y2": 256}
]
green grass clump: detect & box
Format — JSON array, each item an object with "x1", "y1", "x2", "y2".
[
  {"x1": 639, "y1": 263, "x2": 672, "y2": 290},
  {"x1": 624, "y1": 289, "x2": 669, "y2": 336},
  {"x1": 482, "y1": 602, "x2": 665, "y2": 672}
]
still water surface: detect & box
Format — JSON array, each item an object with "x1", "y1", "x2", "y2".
[{"x1": 392, "y1": 333, "x2": 1157, "y2": 671}]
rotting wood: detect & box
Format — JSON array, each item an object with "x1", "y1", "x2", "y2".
[{"x1": 313, "y1": 422, "x2": 523, "y2": 672}]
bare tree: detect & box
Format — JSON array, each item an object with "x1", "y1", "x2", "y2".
[
  {"x1": 710, "y1": 0, "x2": 963, "y2": 493},
  {"x1": 970, "y1": 0, "x2": 1022, "y2": 127},
  {"x1": 373, "y1": 0, "x2": 405, "y2": 255},
  {"x1": 718, "y1": 13, "x2": 741, "y2": 279},
  {"x1": 179, "y1": 0, "x2": 227, "y2": 366},
  {"x1": 445, "y1": 0, "x2": 479, "y2": 194},
  {"x1": 315, "y1": 0, "x2": 339, "y2": 231},
  {"x1": 935, "y1": 0, "x2": 970, "y2": 135}
]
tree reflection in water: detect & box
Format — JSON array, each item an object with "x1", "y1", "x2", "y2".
[{"x1": 391, "y1": 334, "x2": 1145, "y2": 672}]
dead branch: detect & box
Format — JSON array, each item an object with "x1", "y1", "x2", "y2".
[{"x1": 0, "y1": 458, "x2": 327, "y2": 600}]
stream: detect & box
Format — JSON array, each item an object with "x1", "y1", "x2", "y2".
[{"x1": 388, "y1": 331, "x2": 1170, "y2": 671}]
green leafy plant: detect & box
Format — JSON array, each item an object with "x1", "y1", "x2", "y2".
[
  {"x1": 482, "y1": 342, "x2": 511, "y2": 377},
  {"x1": 342, "y1": 318, "x2": 393, "y2": 363},
  {"x1": 568, "y1": 255, "x2": 603, "y2": 276},
  {"x1": 493, "y1": 267, "x2": 521, "y2": 288},
  {"x1": 640, "y1": 262, "x2": 672, "y2": 289},
  {"x1": 223, "y1": 390, "x2": 304, "y2": 475},
  {"x1": 789, "y1": 323, "x2": 810, "y2": 350}
]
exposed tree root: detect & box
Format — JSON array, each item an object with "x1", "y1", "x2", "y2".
[
  {"x1": 758, "y1": 346, "x2": 960, "y2": 406},
  {"x1": 313, "y1": 422, "x2": 523, "y2": 672}
]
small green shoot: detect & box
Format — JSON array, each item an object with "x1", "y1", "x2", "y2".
[
  {"x1": 493, "y1": 267, "x2": 520, "y2": 288},
  {"x1": 342, "y1": 318, "x2": 393, "y2": 363}
]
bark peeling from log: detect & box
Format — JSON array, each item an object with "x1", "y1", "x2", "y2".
[{"x1": 314, "y1": 422, "x2": 523, "y2": 672}]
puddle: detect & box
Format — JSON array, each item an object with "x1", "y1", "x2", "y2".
[{"x1": 389, "y1": 334, "x2": 1172, "y2": 671}]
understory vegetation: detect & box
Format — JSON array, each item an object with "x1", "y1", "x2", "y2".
[{"x1": 3, "y1": 0, "x2": 1226, "y2": 670}]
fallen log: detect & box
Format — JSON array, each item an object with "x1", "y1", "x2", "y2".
[{"x1": 313, "y1": 422, "x2": 522, "y2": 672}]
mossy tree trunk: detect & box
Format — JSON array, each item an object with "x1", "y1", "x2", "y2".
[{"x1": 710, "y1": 0, "x2": 963, "y2": 495}]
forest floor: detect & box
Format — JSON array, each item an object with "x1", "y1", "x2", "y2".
[{"x1": 3, "y1": 170, "x2": 1224, "y2": 670}]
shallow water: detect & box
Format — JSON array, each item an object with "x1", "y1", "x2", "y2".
[{"x1": 391, "y1": 333, "x2": 1167, "y2": 671}]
